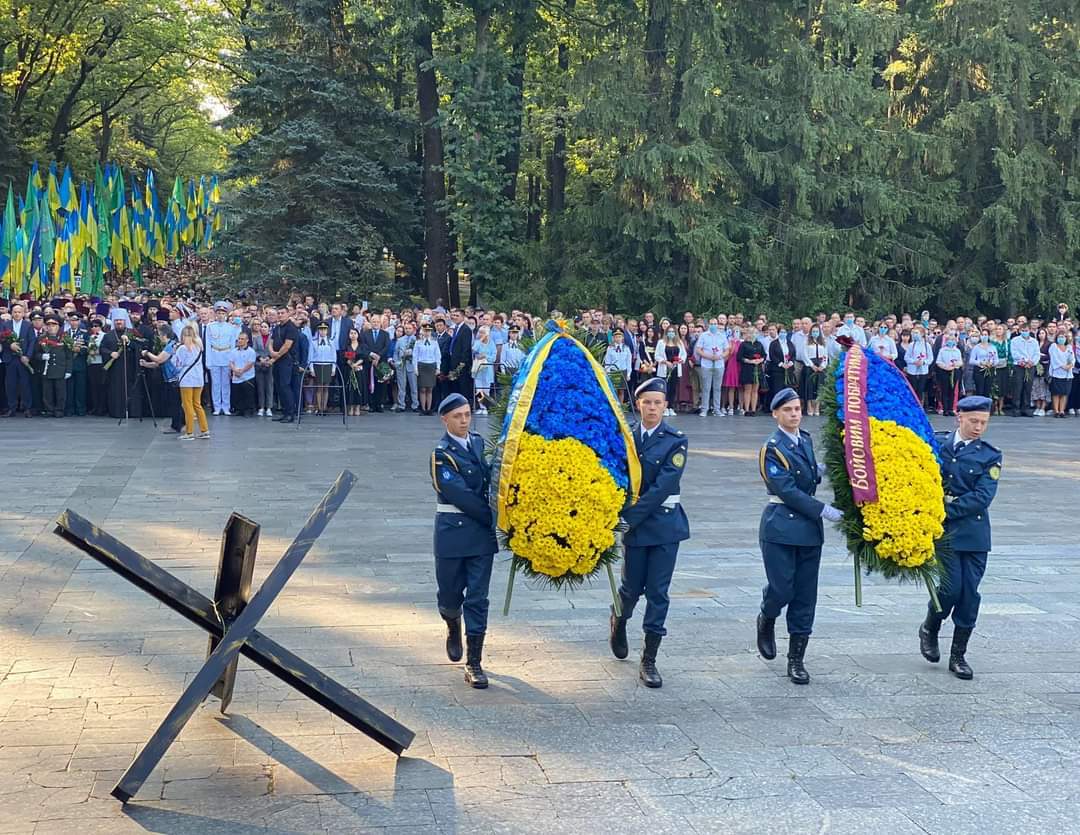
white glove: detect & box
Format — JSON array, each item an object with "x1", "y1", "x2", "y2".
[
  {"x1": 817, "y1": 462, "x2": 826, "y2": 478},
  {"x1": 820, "y1": 504, "x2": 843, "y2": 523},
  {"x1": 64, "y1": 373, "x2": 72, "y2": 379}
]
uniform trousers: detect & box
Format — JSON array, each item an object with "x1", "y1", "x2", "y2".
[
  {"x1": 698, "y1": 364, "x2": 723, "y2": 414},
  {"x1": 435, "y1": 553, "x2": 494, "y2": 636},
  {"x1": 209, "y1": 366, "x2": 232, "y2": 413},
  {"x1": 760, "y1": 540, "x2": 822, "y2": 635},
  {"x1": 618, "y1": 542, "x2": 678, "y2": 636},
  {"x1": 932, "y1": 550, "x2": 987, "y2": 629},
  {"x1": 42, "y1": 378, "x2": 66, "y2": 415},
  {"x1": 65, "y1": 370, "x2": 87, "y2": 415}
]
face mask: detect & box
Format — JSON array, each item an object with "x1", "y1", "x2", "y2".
[
  {"x1": 1021, "y1": 330, "x2": 1030, "y2": 337},
  {"x1": 980, "y1": 335, "x2": 989, "y2": 342},
  {"x1": 779, "y1": 331, "x2": 787, "y2": 339},
  {"x1": 1057, "y1": 337, "x2": 1067, "y2": 345},
  {"x1": 878, "y1": 326, "x2": 887, "y2": 335},
  {"x1": 666, "y1": 331, "x2": 675, "y2": 339},
  {"x1": 946, "y1": 340, "x2": 956, "y2": 348},
  {"x1": 845, "y1": 318, "x2": 854, "y2": 326},
  {"x1": 811, "y1": 329, "x2": 820, "y2": 338},
  {"x1": 913, "y1": 333, "x2": 922, "y2": 342},
  {"x1": 709, "y1": 324, "x2": 718, "y2": 334}
]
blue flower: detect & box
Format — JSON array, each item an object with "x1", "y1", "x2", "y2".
[
  {"x1": 835, "y1": 350, "x2": 940, "y2": 459},
  {"x1": 524, "y1": 338, "x2": 629, "y2": 487}
]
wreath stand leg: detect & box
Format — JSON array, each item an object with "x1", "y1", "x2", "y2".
[
  {"x1": 925, "y1": 575, "x2": 942, "y2": 614},
  {"x1": 607, "y1": 563, "x2": 622, "y2": 617},
  {"x1": 853, "y1": 552, "x2": 863, "y2": 608},
  {"x1": 502, "y1": 558, "x2": 519, "y2": 616}
]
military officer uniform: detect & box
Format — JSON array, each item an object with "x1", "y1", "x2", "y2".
[
  {"x1": 756, "y1": 387, "x2": 839, "y2": 684},
  {"x1": 431, "y1": 393, "x2": 498, "y2": 688},
  {"x1": 919, "y1": 395, "x2": 1002, "y2": 679},
  {"x1": 609, "y1": 377, "x2": 690, "y2": 689}
]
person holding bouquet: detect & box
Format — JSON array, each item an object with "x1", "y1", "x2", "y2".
[
  {"x1": 755, "y1": 388, "x2": 842, "y2": 685},
  {"x1": 30, "y1": 315, "x2": 72, "y2": 417},
  {"x1": 608, "y1": 377, "x2": 690, "y2": 689},
  {"x1": 968, "y1": 331, "x2": 998, "y2": 399},
  {"x1": 430, "y1": 393, "x2": 498, "y2": 689},
  {"x1": 1, "y1": 302, "x2": 36, "y2": 417},
  {"x1": 918, "y1": 396, "x2": 1002, "y2": 679},
  {"x1": 934, "y1": 334, "x2": 963, "y2": 416}
]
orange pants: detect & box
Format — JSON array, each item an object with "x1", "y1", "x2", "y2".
[{"x1": 180, "y1": 386, "x2": 209, "y2": 434}]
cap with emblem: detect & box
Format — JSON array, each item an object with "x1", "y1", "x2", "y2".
[
  {"x1": 957, "y1": 395, "x2": 992, "y2": 413},
  {"x1": 770, "y1": 387, "x2": 799, "y2": 411},
  {"x1": 438, "y1": 393, "x2": 470, "y2": 415},
  {"x1": 30, "y1": 310, "x2": 43, "y2": 320},
  {"x1": 66, "y1": 310, "x2": 81, "y2": 319},
  {"x1": 634, "y1": 377, "x2": 667, "y2": 399},
  {"x1": 44, "y1": 313, "x2": 61, "y2": 324}
]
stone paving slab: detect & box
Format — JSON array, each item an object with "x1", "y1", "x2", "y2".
[{"x1": 0, "y1": 412, "x2": 1077, "y2": 833}]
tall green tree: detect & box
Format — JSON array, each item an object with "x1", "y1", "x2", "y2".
[{"x1": 220, "y1": 0, "x2": 419, "y2": 296}]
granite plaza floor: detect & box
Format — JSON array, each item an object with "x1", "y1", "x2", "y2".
[{"x1": 0, "y1": 409, "x2": 1078, "y2": 834}]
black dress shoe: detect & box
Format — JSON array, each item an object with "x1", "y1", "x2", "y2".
[
  {"x1": 787, "y1": 634, "x2": 810, "y2": 685},
  {"x1": 443, "y1": 615, "x2": 463, "y2": 662},
  {"x1": 756, "y1": 613, "x2": 777, "y2": 660},
  {"x1": 609, "y1": 606, "x2": 629, "y2": 660}
]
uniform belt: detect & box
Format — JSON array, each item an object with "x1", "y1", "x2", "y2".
[
  {"x1": 436, "y1": 503, "x2": 464, "y2": 514},
  {"x1": 662, "y1": 495, "x2": 681, "y2": 508},
  {"x1": 768, "y1": 496, "x2": 785, "y2": 504}
]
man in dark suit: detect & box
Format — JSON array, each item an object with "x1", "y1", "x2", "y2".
[
  {"x1": 326, "y1": 303, "x2": 351, "y2": 412},
  {"x1": 433, "y1": 317, "x2": 452, "y2": 407},
  {"x1": 1, "y1": 302, "x2": 37, "y2": 416},
  {"x1": 360, "y1": 313, "x2": 391, "y2": 411},
  {"x1": 448, "y1": 308, "x2": 473, "y2": 405},
  {"x1": 756, "y1": 387, "x2": 842, "y2": 685}
]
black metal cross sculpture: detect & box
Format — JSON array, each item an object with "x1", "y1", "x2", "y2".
[{"x1": 53, "y1": 470, "x2": 415, "y2": 803}]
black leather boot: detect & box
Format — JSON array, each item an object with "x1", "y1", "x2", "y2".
[
  {"x1": 464, "y1": 633, "x2": 488, "y2": 689},
  {"x1": 756, "y1": 613, "x2": 777, "y2": 660},
  {"x1": 919, "y1": 611, "x2": 943, "y2": 663},
  {"x1": 949, "y1": 626, "x2": 974, "y2": 680},
  {"x1": 639, "y1": 633, "x2": 663, "y2": 688},
  {"x1": 787, "y1": 634, "x2": 810, "y2": 685},
  {"x1": 443, "y1": 615, "x2": 463, "y2": 662},
  {"x1": 609, "y1": 605, "x2": 629, "y2": 660}
]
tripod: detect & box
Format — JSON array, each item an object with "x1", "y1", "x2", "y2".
[{"x1": 118, "y1": 342, "x2": 158, "y2": 428}]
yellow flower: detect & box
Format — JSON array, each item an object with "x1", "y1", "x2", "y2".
[
  {"x1": 857, "y1": 418, "x2": 945, "y2": 567},
  {"x1": 502, "y1": 433, "x2": 625, "y2": 578}
]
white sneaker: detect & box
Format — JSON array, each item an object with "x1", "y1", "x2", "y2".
[
  {"x1": 476, "y1": 407, "x2": 488, "y2": 415},
  {"x1": 1034, "y1": 408, "x2": 1044, "y2": 417},
  {"x1": 179, "y1": 433, "x2": 194, "y2": 441},
  {"x1": 699, "y1": 410, "x2": 707, "y2": 417},
  {"x1": 1070, "y1": 409, "x2": 1076, "y2": 416},
  {"x1": 256, "y1": 409, "x2": 264, "y2": 416}
]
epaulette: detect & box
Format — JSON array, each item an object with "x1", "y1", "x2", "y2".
[{"x1": 979, "y1": 439, "x2": 1002, "y2": 455}]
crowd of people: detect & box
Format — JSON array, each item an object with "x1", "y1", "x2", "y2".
[{"x1": 2, "y1": 281, "x2": 1079, "y2": 437}]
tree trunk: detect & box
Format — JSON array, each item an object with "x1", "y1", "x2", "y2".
[
  {"x1": 644, "y1": 0, "x2": 670, "y2": 130},
  {"x1": 547, "y1": 0, "x2": 573, "y2": 217},
  {"x1": 415, "y1": 24, "x2": 450, "y2": 305},
  {"x1": 98, "y1": 107, "x2": 113, "y2": 164},
  {"x1": 499, "y1": 0, "x2": 536, "y2": 203}
]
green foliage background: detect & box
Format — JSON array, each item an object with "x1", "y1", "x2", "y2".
[{"x1": 4, "y1": 0, "x2": 1076, "y2": 313}]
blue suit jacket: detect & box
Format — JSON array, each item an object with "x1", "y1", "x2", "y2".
[
  {"x1": 431, "y1": 431, "x2": 498, "y2": 559},
  {"x1": 0, "y1": 320, "x2": 36, "y2": 362},
  {"x1": 936, "y1": 431, "x2": 1001, "y2": 552},
  {"x1": 759, "y1": 428, "x2": 825, "y2": 546},
  {"x1": 622, "y1": 420, "x2": 690, "y2": 547}
]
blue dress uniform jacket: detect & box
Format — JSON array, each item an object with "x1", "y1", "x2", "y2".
[
  {"x1": 622, "y1": 421, "x2": 690, "y2": 547},
  {"x1": 936, "y1": 431, "x2": 1001, "y2": 552},
  {"x1": 757, "y1": 427, "x2": 825, "y2": 636},
  {"x1": 758, "y1": 429, "x2": 825, "y2": 546},
  {"x1": 431, "y1": 432, "x2": 499, "y2": 559}
]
